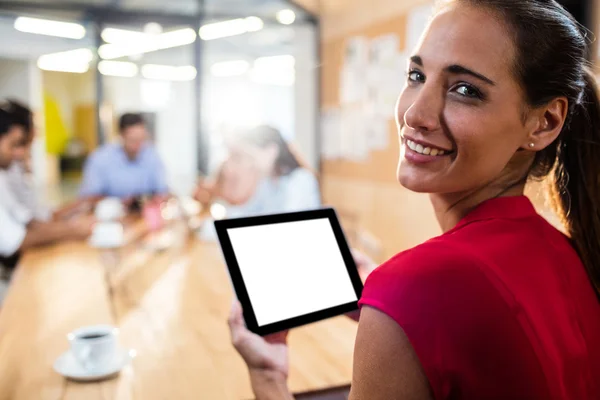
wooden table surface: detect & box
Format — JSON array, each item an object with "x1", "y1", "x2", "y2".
[{"x1": 0, "y1": 219, "x2": 357, "y2": 400}]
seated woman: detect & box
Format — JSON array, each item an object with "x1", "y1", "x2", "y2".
[{"x1": 195, "y1": 125, "x2": 321, "y2": 218}]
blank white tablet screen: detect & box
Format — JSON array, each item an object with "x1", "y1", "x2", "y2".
[{"x1": 227, "y1": 218, "x2": 358, "y2": 327}]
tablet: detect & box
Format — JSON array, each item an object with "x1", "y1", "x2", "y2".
[{"x1": 215, "y1": 208, "x2": 363, "y2": 336}]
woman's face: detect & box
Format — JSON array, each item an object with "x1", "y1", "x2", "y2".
[
  {"x1": 228, "y1": 141, "x2": 279, "y2": 176},
  {"x1": 396, "y1": 3, "x2": 535, "y2": 195}
]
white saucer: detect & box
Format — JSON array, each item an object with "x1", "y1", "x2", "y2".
[
  {"x1": 89, "y1": 238, "x2": 124, "y2": 249},
  {"x1": 53, "y1": 348, "x2": 135, "y2": 382}
]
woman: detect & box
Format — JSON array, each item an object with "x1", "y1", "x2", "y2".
[
  {"x1": 195, "y1": 125, "x2": 320, "y2": 217},
  {"x1": 228, "y1": 0, "x2": 600, "y2": 399}
]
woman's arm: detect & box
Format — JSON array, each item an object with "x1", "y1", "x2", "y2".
[
  {"x1": 249, "y1": 370, "x2": 294, "y2": 400},
  {"x1": 350, "y1": 306, "x2": 433, "y2": 400}
]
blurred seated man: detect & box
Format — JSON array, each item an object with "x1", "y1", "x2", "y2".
[
  {"x1": 79, "y1": 113, "x2": 168, "y2": 200},
  {"x1": 0, "y1": 108, "x2": 95, "y2": 276}
]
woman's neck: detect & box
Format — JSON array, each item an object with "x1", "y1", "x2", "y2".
[{"x1": 430, "y1": 183, "x2": 526, "y2": 233}]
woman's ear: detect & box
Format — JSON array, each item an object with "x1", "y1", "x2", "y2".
[{"x1": 522, "y1": 96, "x2": 568, "y2": 151}]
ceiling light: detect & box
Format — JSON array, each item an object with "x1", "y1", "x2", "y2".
[
  {"x1": 143, "y1": 22, "x2": 163, "y2": 35},
  {"x1": 101, "y1": 27, "x2": 147, "y2": 44},
  {"x1": 276, "y1": 9, "x2": 296, "y2": 25},
  {"x1": 210, "y1": 60, "x2": 250, "y2": 77},
  {"x1": 253, "y1": 55, "x2": 295, "y2": 69},
  {"x1": 141, "y1": 64, "x2": 197, "y2": 81},
  {"x1": 98, "y1": 60, "x2": 138, "y2": 77},
  {"x1": 199, "y1": 17, "x2": 264, "y2": 40},
  {"x1": 99, "y1": 28, "x2": 197, "y2": 59},
  {"x1": 37, "y1": 48, "x2": 93, "y2": 73},
  {"x1": 14, "y1": 16, "x2": 86, "y2": 39}
]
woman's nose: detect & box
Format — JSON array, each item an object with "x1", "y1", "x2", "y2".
[{"x1": 401, "y1": 85, "x2": 442, "y2": 133}]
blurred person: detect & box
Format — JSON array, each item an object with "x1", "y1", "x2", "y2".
[
  {"x1": 229, "y1": 1, "x2": 600, "y2": 399},
  {"x1": 0, "y1": 109, "x2": 95, "y2": 275},
  {"x1": 0, "y1": 99, "x2": 52, "y2": 223},
  {"x1": 195, "y1": 125, "x2": 320, "y2": 217},
  {"x1": 80, "y1": 113, "x2": 168, "y2": 200},
  {"x1": 0, "y1": 100, "x2": 95, "y2": 222}
]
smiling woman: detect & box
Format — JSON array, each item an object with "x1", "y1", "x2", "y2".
[{"x1": 229, "y1": 0, "x2": 600, "y2": 399}]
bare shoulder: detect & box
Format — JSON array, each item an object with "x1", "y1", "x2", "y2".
[{"x1": 350, "y1": 306, "x2": 433, "y2": 400}]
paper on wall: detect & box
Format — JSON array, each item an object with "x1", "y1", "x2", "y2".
[
  {"x1": 340, "y1": 105, "x2": 369, "y2": 161},
  {"x1": 406, "y1": 3, "x2": 435, "y2": 55},
  {"x1": 321, "y1": 108, "x2": 341, "y2": 159},
  {"x1": 340, "y1": 36, "x2": 370, "y2": 104},
  {"x1": 366, "y1": 115, "x2": 389, "y2": 151},
  {"x1": 366, "y1": 33, "x2": 408, "y2": 118}
]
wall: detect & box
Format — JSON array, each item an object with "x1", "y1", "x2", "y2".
[
  {"x1": 318, "y1": 1, "x2": 566, "y2": 260},
  {"x1": 0, "y1": 58, "x2": 48, "y2": 187},
  {"x1": 319, "y1": 9, "x2": 441, "y2": 261},
  {"x1": 293, "y1": 24, "x2": 319, "y2": 170}
]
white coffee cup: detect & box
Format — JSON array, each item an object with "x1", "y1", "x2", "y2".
[
  {"x1": 68, "y1": 325, "x2": 119, "y2": 371},
  {"x1": 90, "y1": 222, "x2": 124, "y2": 248},
  {"x1": 95, "y1": 198, "x2": 125, "y2": 221}
]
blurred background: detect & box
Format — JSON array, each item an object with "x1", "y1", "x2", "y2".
[
  {"x1": 0, "y1": 0, "x2": 317, "y2": 200},
  {"x1": 0, "y1": 0, "x2": 596, "y2": 260}
]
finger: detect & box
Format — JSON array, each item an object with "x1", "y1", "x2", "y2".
[
  {"x1": 265, "y1": 330, "x2": 289, "y2": 344},
  {"x1": 228, "y1": 299, "x2": 246, "y2": 336}
]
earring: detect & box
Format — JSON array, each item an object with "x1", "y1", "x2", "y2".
[{"x1": 529, "y1": 143, "x2": 535, "y2": 148}]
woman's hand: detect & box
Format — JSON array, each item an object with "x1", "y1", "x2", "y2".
[
  {"x1": 193, "y1": 178, "x2": 218, "y2": 206},
  {"x1": 228, "y1": 300, "x2": 294, "y2": 400}
]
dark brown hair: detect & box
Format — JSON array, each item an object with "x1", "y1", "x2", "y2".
[
  {"x1": 448, "y1": 0, "x2": 600, "y2": 297},
  {"x1": 118, "y1": 113, "x2": 145, "y2": 133},
  {"x1": 1, "y1": 99, "x2": 33, "y2": 142},
  {"x1": 0, "y1": 108, "x2": 12, "y2": 138},
  {"x1": 239, "y1": 125, "x2": 302, "y2": 176}
]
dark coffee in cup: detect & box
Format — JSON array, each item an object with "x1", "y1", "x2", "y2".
[
  {"x1": 68, "y1": 325, "x2": 119, "y2": 370},
  {"x1": 80, "y1": 333, "x2": 108, "y2": 340}
]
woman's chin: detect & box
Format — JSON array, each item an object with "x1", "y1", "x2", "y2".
[{"x1": 397, "y1": 170, "x2": 436, "y2": 193}]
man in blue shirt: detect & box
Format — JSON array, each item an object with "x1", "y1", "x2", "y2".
[{"x1": 80, "y1": 113, "x2": 168, "y2": 199}]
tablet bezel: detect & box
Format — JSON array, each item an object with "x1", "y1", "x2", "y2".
[{"x1": 214, "y1": 208, "x2": 363, "y2": 336}]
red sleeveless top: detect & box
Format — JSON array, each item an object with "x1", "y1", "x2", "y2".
[{"x1": 359, "y1": 196, "x2": 600, "y2": 399}]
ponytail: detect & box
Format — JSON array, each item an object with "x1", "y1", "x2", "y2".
[{"x1": 548, "y1": 67, "x2": 600, "y2": 298}]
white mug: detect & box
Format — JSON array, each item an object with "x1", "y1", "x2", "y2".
[
  {"x1": 90, "y1": 222, "x2": 124, "y2": 248},
  {"x1": 68, "y1": 325, "x2": 119, "y2": 371},
  {"x1": 95, "y1": 197, "x2": 125, "y2": 221}
]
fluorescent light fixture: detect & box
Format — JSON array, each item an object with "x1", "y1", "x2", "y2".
[
  {"x1": 253, "y1": 55, "x2": 295, "y2": 69},
  {"x1": 101, "y1": 27, "x2": 147, "y2": 44},
  {"x1": 98, "y1": 60, "x2": 138, "y2": 77},
  {"x1": 144, "y1": 22, "x2": 163, "y2": 35},
  {"x1": 199, "y1": 17, "x2": 264, "y2": 40},
  {"x1": 37, "y1": 48, "x2": 93, "y2": 73},
  {"x1": 14, "y1": 16, "x2": 86, "y2": 39},
  {"x1": 276, "y1": 9, "x2": 296, "y2": 25},
  {"x1": 210, "y1": 60, "x2": 250, "y2": 77},
  {"x1": 99, "y1": 27, "x2": 197, "y2": 59},
  {"x1": 141, "y1": 64, "x2": 197, "y2": 81}
]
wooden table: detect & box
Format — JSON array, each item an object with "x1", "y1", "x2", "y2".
[{"x1": 0, "y1": 220, "x2": 357, "y2": 399}]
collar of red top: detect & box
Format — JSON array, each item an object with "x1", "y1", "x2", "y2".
[{"x1": 452, "y1": 195, "x2": 537, "y2": 231}]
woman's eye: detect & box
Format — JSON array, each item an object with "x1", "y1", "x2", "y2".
[
  {"x1": 407, "y1": 70, "x2": 425, "y2": 83},
  {"x1": 454, "y1": 84, "x2": 482, "y2": 99}
]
